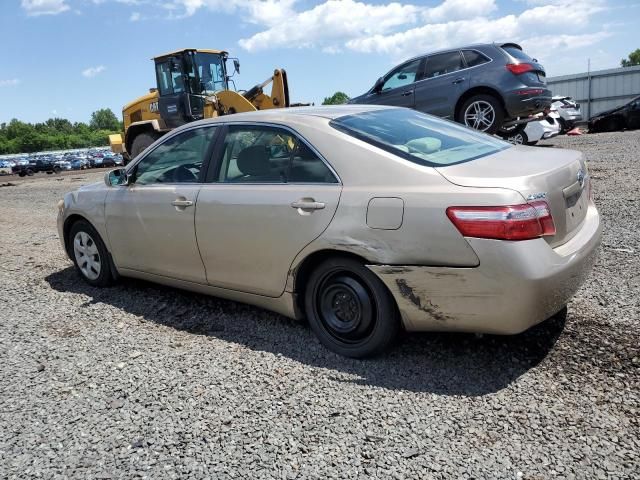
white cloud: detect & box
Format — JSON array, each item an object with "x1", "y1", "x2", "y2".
[
  {"x1": 21, "y1": 0, "x2": 70, "y2": 16},
  {"x1": 0, "y1": 79, "x2": 20, "y2": 87},
  {"x1": 82, "y1": 65, "x2": 106, "y2": 78},
  {"x1": 129, "y1": 11, "x2": 141, "y2": 21}
]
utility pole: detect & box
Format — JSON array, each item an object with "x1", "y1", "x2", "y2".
[{"x1": 587, "y1": 58, "x2": 592, "y2": 119}]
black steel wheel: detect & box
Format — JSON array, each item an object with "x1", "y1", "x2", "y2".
[{"x1": 304, "y1": 257, "x2": 399, "y2": 358}]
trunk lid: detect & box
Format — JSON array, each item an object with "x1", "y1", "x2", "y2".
[{"x1": 436, "y1": 146, "x2": 589, "y2": 247}]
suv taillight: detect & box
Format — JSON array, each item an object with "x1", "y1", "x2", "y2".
[
  {"x1": 506, "y1": 63, "x2": 535, "y2": 75},
  {"x1": 446, "y1": 202, "x2": 556, "y2": 241}
]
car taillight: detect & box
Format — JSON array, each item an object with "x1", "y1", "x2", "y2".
[
  {"x1": 446, "y1": 202, "x2": 556, "y2": 241},
  {"x1": 506, "y1": 63, "x2": 535, "y2": 75}
]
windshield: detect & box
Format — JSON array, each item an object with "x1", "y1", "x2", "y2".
[
  {"x1": 330, "y1": 108, "x2": 510, "y2": 167},
  {"x1": 193, "y1": 53, "x2": 227, "y2": 94}
]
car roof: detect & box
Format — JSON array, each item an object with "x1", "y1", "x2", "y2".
[
  {"x1": 397, "y1": 42, "x2": 517, "y2": 65},
  {"x1": 188, "y1": 104, "x2": 395, "y2": 127}
]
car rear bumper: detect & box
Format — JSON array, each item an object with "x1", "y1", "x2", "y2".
[
  {"x1": 367, "y1": 203, "x2": 601, "y2": 334},
  {"x1": 504, "y1": 89, "x2": 553, "y2": 118}
]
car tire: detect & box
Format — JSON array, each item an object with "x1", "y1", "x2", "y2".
[
  {"x1": 304, "y1": 256, "x2": 399, "y2": 358},
  {"x1": 68, "y1": 220, "x2": 114, "y2": 287},
  {"x1": 509, "y1": 131, "x2": 529, "y2": 145},
  {"x1": 457, "y1": 94, "x2": 505, "y2": 134},
  {"x1": 130, "y1": 132, "x2": 161, "y2": 159},
  {"x1": 26, "y1": 169, "x2": 34, "y2": 176}
]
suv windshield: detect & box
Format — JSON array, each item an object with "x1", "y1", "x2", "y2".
[{"x1": 330, "y1": 108, "x2": 510, "y2": 166}]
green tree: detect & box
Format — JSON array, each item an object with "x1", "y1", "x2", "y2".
[
  {"x1": 89, "y1": 108, "x2": 120, "y2": 131},
  {"x1": 621, "y1": 49, "x2": 640, "y2": 67},
  {"x1": 322, "y1": 91, "x2": 350, "y2": 105}
]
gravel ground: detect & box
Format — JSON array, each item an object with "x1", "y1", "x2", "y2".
[{"x1": 1, "y1": 131, "x2": 638, "y2": 479}]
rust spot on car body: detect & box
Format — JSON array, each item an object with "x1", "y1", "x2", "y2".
[{"x1": 395, "y1": 279, "x2": 451, "y2": 322}]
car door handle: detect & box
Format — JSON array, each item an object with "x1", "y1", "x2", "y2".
[
  {"x1": 452, "y1": 77, "x2": 465, "y2": 84},
  {"x1": 171, "y1": 199, "x2": 193, "y2": 207},
  {"x1": 401, "y1": 90, "x2": 413, "y2": 97},
  {"x1": 291, "y1": 200, "x2": 325, "y2": 210}
]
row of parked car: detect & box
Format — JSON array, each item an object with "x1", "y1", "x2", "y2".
[{"x1": 0, "y1": 149, "x2": 124, "y2": 176}]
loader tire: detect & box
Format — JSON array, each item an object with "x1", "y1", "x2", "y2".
[{"x1": 130, "y1": 132, "x2": 161, "y2": 160}]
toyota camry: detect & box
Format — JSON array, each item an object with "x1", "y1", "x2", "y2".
[{"x1": 57, "y1": 106, "x2": 601, "y2": 357}]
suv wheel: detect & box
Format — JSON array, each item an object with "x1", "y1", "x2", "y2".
[{"x1": 458, "y1": 94, "x2": 504, "y2": 134}]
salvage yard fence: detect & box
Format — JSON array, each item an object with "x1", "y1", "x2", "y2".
[{"x1": 547, "y1": 65, "x2": 640, "y2": 119}]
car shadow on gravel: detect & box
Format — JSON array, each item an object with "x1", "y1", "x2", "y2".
[{"x1": 46, "y1": 267, "x2": 566, "y2": 396}]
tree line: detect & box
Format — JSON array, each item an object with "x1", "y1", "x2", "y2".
[{"x1": 0, "y1": 108, "x2": 121, "y2": 155}]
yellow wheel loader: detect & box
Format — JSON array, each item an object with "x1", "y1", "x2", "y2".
[{"x1": 109, "y1": 49, "x2": 290, "y2": 162}]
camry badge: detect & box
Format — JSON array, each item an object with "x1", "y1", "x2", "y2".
[{"x1": 526, "y1": 192, "x2": 547, "y2": 201}]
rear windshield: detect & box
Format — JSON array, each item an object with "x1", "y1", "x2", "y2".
[
  {"x1": 330, "y1": 108, "x2": 509, "y2": 167},
  {"x1": 501, "y1": 45, "x2": 534, "y2": 62}
]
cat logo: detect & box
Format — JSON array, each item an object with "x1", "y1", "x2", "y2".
[{"x1": 149, "y1": 101, "x2": 159, "y2": 113}]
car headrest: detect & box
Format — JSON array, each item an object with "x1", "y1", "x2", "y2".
[
  {"x1": 406, "y1": 137, "x2": 442, "y2": 154},
  {"x1": 237, "y1": 145, "x2": 270, "y2": 176}
]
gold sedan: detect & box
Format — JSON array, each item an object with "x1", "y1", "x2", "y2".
[{"x1": 58, "y1": 106, "x2": 601, "y2": 357}]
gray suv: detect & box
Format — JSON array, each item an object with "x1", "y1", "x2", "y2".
[{"x1": 349, "y1": 43, "x2": 552, "y2": 135}]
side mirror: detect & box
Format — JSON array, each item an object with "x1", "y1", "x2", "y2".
[
  {"x1": 373, "y1": 77, "x2": 384, "y2": 93},
  {"x1": 105, "y1": 168, "x2": 129, "y2": 187},
  {"x1": 233, "y1": 59, "x2": 240, "y2": 74}
]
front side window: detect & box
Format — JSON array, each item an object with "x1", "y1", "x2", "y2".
[
  {"x1": 217, "y1": 125, "x2": 337, "y2": 183},
  {"x1": 381, "y1": 59, "x2": 422, "y2": 91},
  {"x1": 424, "y1": 52, "x2": 465, "y2": 79},
  {"x1": 131, "y1": 127, "x2": 217, "y2": 185},
  {"x1": 330, "y1": 108, "x2": 509, "y2": 167}
]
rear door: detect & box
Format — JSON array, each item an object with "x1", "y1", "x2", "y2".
[
  {"x1": 365, "y1": 58, "x2": 424, "y2": 109},
  {"x1": 414, "y1": 51, "x2": 468, "y2": 118},
  {"x1": 195, "y1": 123, "x2": 342, "y2": 297},
  {"x1": 105, "y1": 126, "x2": 218, "y2": 283}
]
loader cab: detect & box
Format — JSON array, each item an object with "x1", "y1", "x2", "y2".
[{"x1": 154, "y1": 49, "x2": 231, "y2": 129}]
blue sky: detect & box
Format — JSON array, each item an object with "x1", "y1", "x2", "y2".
[{"x1": 0, "y1": 0, "x2": 637, "y2": 124}]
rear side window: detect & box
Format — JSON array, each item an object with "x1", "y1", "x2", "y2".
[
  {"x1": 330, "y1": 108, "x2": 509, "y2": 167},
  {"x1": 462, "y1": 50, "x2": 490, "y2": 67},
  {"x1": 501, "y1": 45, "x2": 534, "y2": 62},
  {"x1": 217, "y1": 125, "x2": 338, "y2": 184},
  {"x1": 424, "y1": 52, "x2": 464, "y2": 79}
]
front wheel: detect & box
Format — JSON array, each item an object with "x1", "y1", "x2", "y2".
[
  {"x1": 457, "y1": 94, "x2": 505, "y2": 134},
  {"x1": 68, "y1": 220, "x2": 114, "y2": 287},
  {"x1": 304, "y1": 257, "x2": 399, "y2": 358}
]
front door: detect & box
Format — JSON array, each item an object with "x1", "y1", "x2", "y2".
[
  {"x1": 105, "y1": 126, "x2": 218, "y2": 283},
  {"x1": 414, "y1": 51, "x2": 469, "y2": 119},
  {"x1": 195, "y1": 124, "x2": 342, "y2": 297},
  {"x1": 364, "y1": 58, "x2": 424, "y2": 109},
  {"x1": 155, "y1": 57, "x2": 190, "y2": 129}
]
